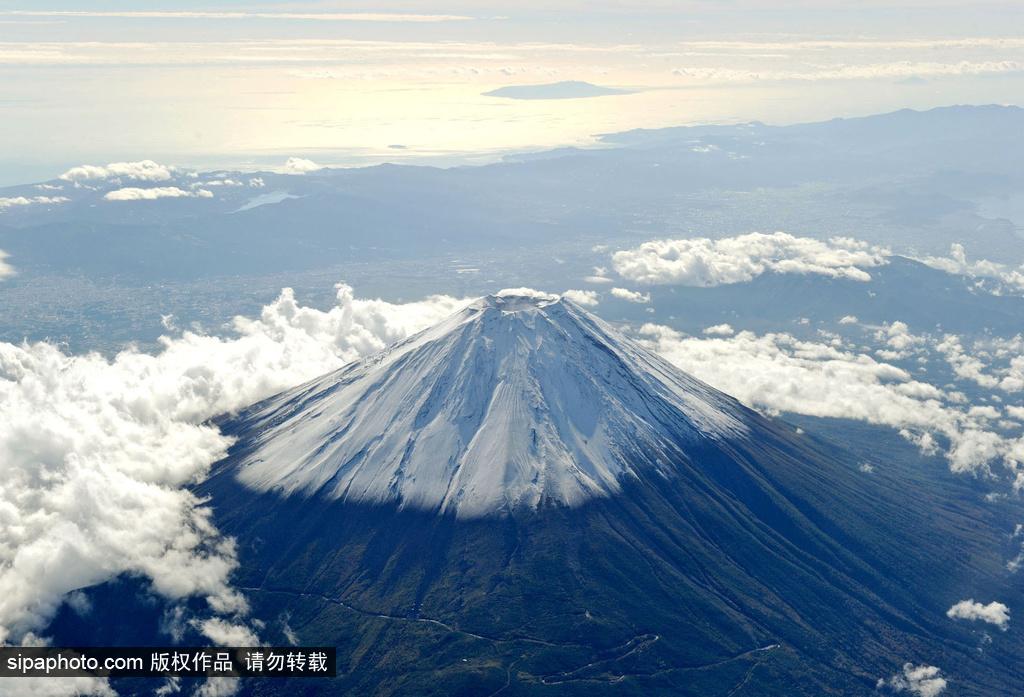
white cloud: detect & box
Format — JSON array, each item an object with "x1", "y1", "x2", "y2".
[
  {"x1": 0, "y1": 250, "x2": 13, "y2": 279},
  {"x1": 282, "y1": 618, "x2": 299, "y2": 645},
  {"x1": 0, "y1": 676, "x2": 115, "y2": 697},
  {"x1": 60, "y1": 160, "x2": 174, "y2": 183},
  {"x1": 4, "y1": 10, "x2": 471, "y2": 22},
  {"x1": 193, "y1": 617, "x2": 260, "y2": 646},
  {"x1": 676, "y1": 38, "x2": 1024, "y2": 52},
  {"x1": 104, "y1": 187, "x2": 213, "y2": 201},
  {"x1": 918, "y1": 244, "x2": 1024, "y2": 295},
  {"x1": 610, "y1": 287, "x2": 651, "y2": 303},
  {"x1": 200, "y1": 179, "x2": 243, "y2": 187},
  {"x1": 562, "y1": 289, "x2": 599, "y2": 306},
  {"x1": 154, "y1": 678, "x2": 180, "y2": 696},
  {"x1": 0, "y1": 195, "x2": 69, "y2": 210},
  {"x1": 584, "y1": 275, "x2": 614, "y2": 284},
  {"x1": 946, "y1": 599, "x2": 1010, "y2": 629},
  {"x1": 702, "y1": 323, "x2": 735, "y2": 336},
  {"x1": 936, "y1": 334, "x2": 1024, "y2": 394},
  {"x1": 839, "y1": 315, "x2": 859, "y2": 325},
  {"x1": 636, "y1": 324, "x2": 1024, "y2": 475},
  {"x1": 612, "y1": 232, "x2": 890, "y2": 286},
  {"x1": 282, "y1": 157, "x2": 322, "y2": 174},
  {"x1": 671, "y1": 60, "x2": 1024, "y2": 83},
  {"x1": 873, "y1": 321, "x2": 927, "y2": 359},
  {"x1": 937, "y1": 335, "x2": 999, "y2": 388},
  {"x1": 194, "y1": 677, "x2": 240, "y2": 697},
  {"x1": 878, "y1": 663, "x2": 947, "y2": 696},
  {"x1": 496, "y1": 287, "x2": 558, "y2": 301},
  {"x1": 0, "y1": 283, "x2": 468, "y2": 647},
  {"x1": 876, "y1": 321, "x2": 923, "y2": 352}
]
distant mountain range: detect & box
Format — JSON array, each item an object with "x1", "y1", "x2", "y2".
[{"x1": 1, "y1": 104, "x2": 1022, "y2": 284}]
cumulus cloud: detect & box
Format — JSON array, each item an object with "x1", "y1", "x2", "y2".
[
  {"x1": 636, "y1": 324, "x2": 1024, "y2": 475},
  {"x1": 0, "y1": 195, "x2": 69, "y2": 210},
  {"x1": 0, "y1": 283, "x2": 468, "y2": 649},
  {"x1": 194, "y1": 677, "x2": 241, "y2": 697},
  {"x1": 839, "y1": 315, "x2": 859, "y2": 325},
  {"x1": 877, "y1": 664, "x2": 947, "y2": 696},
  {"x1": 199, "y1": 179, "x2": 243, "y2": 187},
  {"x1": 282, "y1": 157, "x2": 322, "y2": 174},
  {"x1": 104, "y1": 187, "x2": 213, "y2": 201},
  {"x1": 876, "y1": 321, "x2": 924, "y2": 352},
  {"x1": 0, "y1": 250, "x2": 13, "y2": 279},
  {"x1": 936, "y1": 334, "x2": 1024, "y2": 394},
  {"x1": 874, "y1": 321, "x2": 926, "y2": 360},
  {"x1": 703, "y1": 323, "x2": 735, "y2": 336},
  {"x1": 612, "y1": 232, "x2": 890, "y2": 286},
  {"x1": 0, "y1": 676, "x2": 115, "y2": 697},
  {"x1": 610, "y1": 287, "x2": 651, "y2": 303},
  {"x1": 193, "y1": 617, "x2": 260, "y2": 646},
  {"x1": 919, "y1": 244, "x2": 1024, "y2": 295},
  {"x1": 946, "y1": 599, "x2": 1010, "y2": 629},
  {"x1": 59, "y1": 160, "x2": 174, "y2": 183},
  {"x1": 562, "y1": 289, "x2": 599, "y2": 306},
  {"x1": 936, "y1": 335, "x2": 999, "y2": 389}
]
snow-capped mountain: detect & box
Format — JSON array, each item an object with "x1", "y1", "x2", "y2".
[
  {"x1": 177, "y1": 291, "x2": 1024, "y2": 696},
  {"x1": 229, "y1": 291, "x2": 748, "y2": 517}
]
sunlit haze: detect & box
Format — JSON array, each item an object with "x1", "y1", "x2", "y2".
[{"x1": 2, "y1": 1, "x2": 1023, "y2": 183}]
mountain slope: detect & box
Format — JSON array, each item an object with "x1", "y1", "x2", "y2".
[{"x1": 193, "y1": 293, "x2": 1024, "y2": 695}]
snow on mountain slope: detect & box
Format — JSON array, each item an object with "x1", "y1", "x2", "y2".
[{"x1": 228, "y1": 290, "x2": 749, "y2": 517}]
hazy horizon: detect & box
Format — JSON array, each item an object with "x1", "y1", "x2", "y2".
[{"x1": 2, "y1": 0, "x2": 1023, "y2": 184}]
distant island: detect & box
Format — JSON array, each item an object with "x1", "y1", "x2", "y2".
[{"x1": 483, "y1": 80, "x2": 632, "y2": 100}]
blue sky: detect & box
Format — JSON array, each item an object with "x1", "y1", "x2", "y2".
[{"x1": 1, "y1": 1, "x2": 1022, "y2": 183}]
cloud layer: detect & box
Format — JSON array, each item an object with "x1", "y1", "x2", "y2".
[
  {"x1": 0, "y1": 196, "x2": 69, "y2": 210},
  {"x1": 612, "y1": 233, "x2": 890, "y2": 286},
  {"x1": 0, "y1": 284, "x2": 468, "y2": 653},
  {"x1": 919, "y1": 244, "x2": 1024, "y2": 296},
  {"x1": 4, "y1": 10, "x2": 471, "y2": 23},
  {"x1": 60, "y1": 160, "x2": 174, "y2": 184},
  {"x1": 103, "y1": 186, "x2": 213, "y2": 201},
  {"x1": 637, "y1": 324, "x2": 1024, "y2": 477}
]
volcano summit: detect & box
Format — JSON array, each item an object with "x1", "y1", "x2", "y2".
[
  {"x1": 230, "y1": 291, "x2": 748, "y2": 517},
  {"x1": 183, "y1": 291, "x2": 1023, "y2": 695}
]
